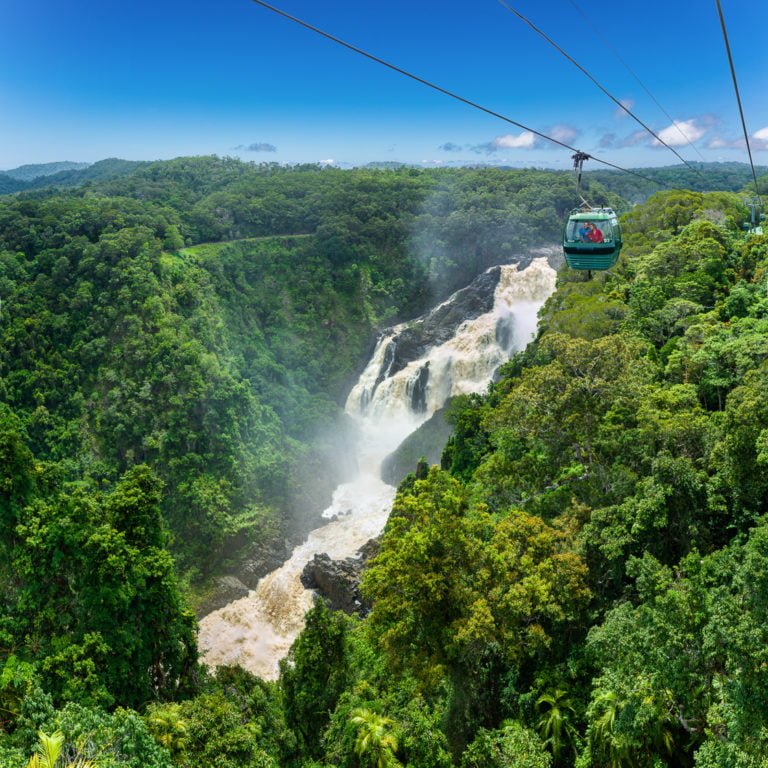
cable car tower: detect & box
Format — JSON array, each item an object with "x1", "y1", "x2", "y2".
[{"x1": 562, "y1": 152, "x2": 622, "y2": 273}]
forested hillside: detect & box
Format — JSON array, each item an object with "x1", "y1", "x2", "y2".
[
  {"x1": 350, "y1": 188, "x2": 766, "y2": 768},
  {"x1": 2, "y1": 161, "x2": 767, "y2": 767},
  {"x1": 0, "y1": 159, "x2": 592, "y2": 585},
  {"x1": 258, "y1": 188, "x2": 767, "y2": 768},
  {"x1": 0, "y1": 159, "x2": 144, "y2": 195},
  {"x1": 1, "y1": 162, "x2": 91, "y2": 181},
  {"x1": 3, "y1": 157, "x2": 764, "y2": 206},
  {"x1": 587, "y1": 161, "x2": 768, "y2": 204}
]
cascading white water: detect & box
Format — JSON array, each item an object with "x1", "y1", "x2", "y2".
[{"x1": 198, "y1": 257, "x2": 557, "y2": 680}]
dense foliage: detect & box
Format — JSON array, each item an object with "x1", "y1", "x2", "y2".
[
  {"x1": 0, "y1": 159, "x2": 145, "y2": 195},
  {"x1": 4, "y1": 157, "x2": 764, "y2": 208},
  {"x1": 3, "y1": 160, "x2": 768, "y2": 767},
  {"x1": 587, "y1": 162, "x2": 768, "y2": 204},
  {"x1": 273, "y1": 187, "x2": 768, "y2": 767},
  {"x1": 0, "y1": 158, "x2": 603, "y2": 578}
]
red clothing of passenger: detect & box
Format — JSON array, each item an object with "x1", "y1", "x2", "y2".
[{"x1": 587, "y1": 226, "x2": 604, "y2": 243}]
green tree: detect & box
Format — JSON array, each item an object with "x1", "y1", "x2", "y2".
[
  {"x1": 0, "y1": 405, "x2": 36, "y2": 527},
  {"x1": 536, "y1": 689, "x2": 579, "y2": 765},
  {"x1": 26, "y1": 730, "x2": 95, "y2": 768},
  {"x1": 460, "y1": 721, "x2": 552, "y2": 768},
  {"x1": 587, "y1": 691, "x2": 636, "y2": 768},
  {"x1": 2, "y1": 462, "x2": 196, "y2": 708},
  {"x1": 363, "y1": 468, "x2": 590, "y2": 752},
  {"x1": 350, "y1": 708, "x2": 401, "y2": 768},
  {"x1": 280, "y1": 600, "x2": 350, "y2": 759},
  {"x1": 144, "y1": 703, "x2": 188, "y2": 759}
]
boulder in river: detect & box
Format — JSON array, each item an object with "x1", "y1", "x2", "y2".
[
  {"x1": 196, "y1": 575, "x2": 250, "y2": 618},
  {"x1": 236, "y1": 539, "x2": 292, "y2": 590},
  {"x1": 301, "y1": 538, "x2": 380, "y2": 615}
]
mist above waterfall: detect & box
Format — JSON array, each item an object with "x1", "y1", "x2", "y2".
[{"x1": 198, "y1": 257, "x2": 557, "y2": 680}]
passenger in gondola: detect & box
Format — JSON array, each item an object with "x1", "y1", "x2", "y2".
[
  {"x1": 587, "y1": 223, "x2": 604, "y2": 243},
  {"x1": 578, "y1": 222, "x2": 591, "y2": 241}
]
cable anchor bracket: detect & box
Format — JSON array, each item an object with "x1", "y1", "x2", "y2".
[{"x1": 572, "y1": 151, "x2": 592, "y2": 208}]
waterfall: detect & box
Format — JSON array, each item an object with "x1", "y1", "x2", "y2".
[{"x1": 198, "y1": 257, "x2": 557, "y2": 680}]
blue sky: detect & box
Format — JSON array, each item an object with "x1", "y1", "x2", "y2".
[{"x1": 2, "y1": 0, "x2": 767, "y2": 171}]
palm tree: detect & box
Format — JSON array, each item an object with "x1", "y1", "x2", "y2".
[
  {"x1": 145, "y1": 703, "x2": 188, "y2": 758},
  {"x1": 26, "y1": 730, "x2": 96, "y2": 768},
  {"x1": 536, "y1": 688, "x2": 579, "y2": 764},
  {"x1": 589, "y1": 692, "x2": 635, "y2": 768},
  {"x1": 349, "y1": 708, "x2": 402, "y2": 768},
  {"x1": 589, "y1": 687, "x2": 676, "y2": 768},
  {"x1": 27, "y1": 730, "x2": 64, "y2": 768}
]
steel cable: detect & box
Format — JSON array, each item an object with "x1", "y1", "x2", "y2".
[{"x1": 248, "y1": 0, "x2": 667, "y2": 187}]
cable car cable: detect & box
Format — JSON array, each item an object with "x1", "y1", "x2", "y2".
[
  {"x1": 495, "y1": 0, "x2": 705, "y2": 176},
  {"x1": 714, "y1": 0, "x2": 762, "y2": 201},
  {"x1": 248, "y1": 0, "x2": 665, "y2": 187},
  {"x1": 566, "y1": 0, "x2": 707, "y2": 163}
]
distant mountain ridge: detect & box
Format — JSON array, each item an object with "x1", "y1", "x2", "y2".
[
  {"x1": 2, "y1": 161, "x2": 91, "y2": 180},
  {"x1": 0, "y1": 156, "x2": 765, "y2": 203},
  {"x1": 25, "y1": 158, "x2": 146, "y2": 188},
  {"x1": 0, "y1": 158, "x2": 145, "y2": 195},
  {"x1": 586, "y1": 160, "x2": 768, "y2": 203}
]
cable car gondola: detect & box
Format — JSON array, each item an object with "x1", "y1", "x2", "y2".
[
  {"x1": 563, "y1": 207, "x2": 622, "y2": 271},
  {"x1": 743, "y1": 197, "x2": 765, "y2": 236},
  {"x1": 562, "y1": 152, "x2": 622, "y2": 272}
]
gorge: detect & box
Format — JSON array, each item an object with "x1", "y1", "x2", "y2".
[{"x1": 198, "y1": 255, "x2": 558, "y2": 679}]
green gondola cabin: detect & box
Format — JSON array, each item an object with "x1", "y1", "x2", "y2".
[{"x1": 562, "y1": 207, "x2": 622, "y2": 271}]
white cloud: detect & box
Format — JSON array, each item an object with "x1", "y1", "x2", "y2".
[
  {"x1": 705, "y1": 127, "x2": 768, "y2": 151},
  {"x1": 319, "y1": 158, "x2": 336, "y2": 166},
  {"x1": 614, "y1": 99, "x2": 635, "y2": 119},
  {"x1": 493, "y1": 131, "x2": 537, "y2": 149},
  {"x1": 707, "y1": 136, "x2": 744, "y2": 150},
  {"x1": 652, "y1": 119, "x2": 706, "y2": 147},
  {"x1": 753, "y1": 126, "x2": 768, "y2": 150},
  {"x1": 236, "y1": 142, "x2": 277, "y2": 152},
  {"x1": 549, "y1": 124, "x2": 579, "y2": 144},
  {"x1": 621, "y1": 130, "x2": 648, "y2": 148}
]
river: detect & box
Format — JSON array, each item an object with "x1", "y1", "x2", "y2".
[{"x1": 198, "y1": 256, "x2": 557, "y2": 680}]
